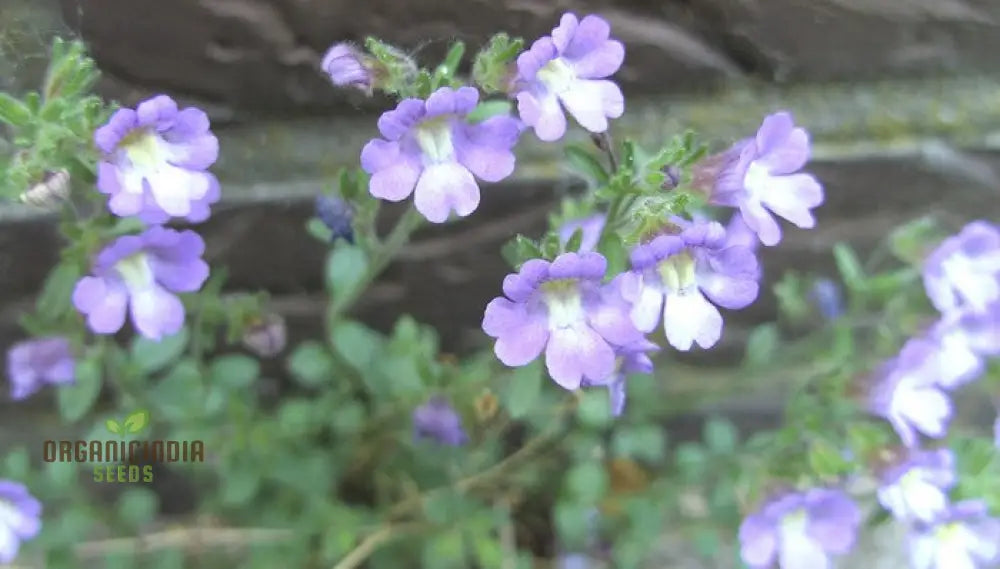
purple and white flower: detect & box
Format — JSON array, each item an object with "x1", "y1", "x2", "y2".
[
  {"x1": 5, "y1": 337, "x2": 75, "y2": 400},
  {"x1": 413, "y1": 396, "x2": 468, "y2": 446},
  {"x1": 580, "y1": 337, "x2": 659, "y2": 416},
  {"x1": 0, "y1": 480, "x2": 41, "y2": 563},
  {"x1": 619, "y1": 218, "x2": 760, "y2": 351},
  {"x1": 908, "y1": 500, "x2": 1000, "y2": 569},
  {"x1": 513, "y1": 13, "x2": 625, "y2": 142},
  {"x1": 321, "y1": 43, "x2": 374, "y2": 95},
  {"x1": 557, "y1": 213, "x2": 606, "y2": 253},
  {"x1": 95, "y1": 94, "x2": 220, "y2": 223},
  {"x1": 866, "y1": 338, "x2": 961, "y2": 447},
  {"x1": 703, "y1": 111, "x2": 823, "y2": 246},
  {"x1": 72, "y1": 226, "x2": 210, "y2": 340},
  {"x1": 482, "y1": 252, "x2": 643, "y2": 389},
  {"x1": 361, "y1": 86, "x2": 520, "y2": 223},
  {"x1": 923, "y1": 221, "x2": 1000, "y2": 314},
  {"x1": 738, "y1": 488, "x2": 861, "y2": 569},
  {"x1": 876, "y1": 447, "x2": 956, "y2": 523}
]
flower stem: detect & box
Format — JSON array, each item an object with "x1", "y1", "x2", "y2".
[{"x1": 328, "y1": 205, "x2": 424, "y2": 323}]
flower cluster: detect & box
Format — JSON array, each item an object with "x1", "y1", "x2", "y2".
[
  {"x1": 737, "y1": 221, "x2": 1000, "y2": 569},
  {"x1": 0, "y1": 480, "x2": 41, "y2": 563},
  {"x1": 75, "y1": 94, "x2": 216, "y2": 340}
]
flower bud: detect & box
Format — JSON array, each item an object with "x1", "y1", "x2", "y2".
[
  {"x1": 20, "y1": 169, "x2": 70, "y2": 208},
  {"x1": 321, "y1": 43, "x2": 374, "y2": 95},
  {"x1": 241, "y1": 313, "x2": 287, "y2": 358},
  {"x1": 314, "y1": 194, "x2": 355, "y2": 244}
]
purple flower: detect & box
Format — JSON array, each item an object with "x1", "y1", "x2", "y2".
[
  {"x1": 704, "y1": 112, "x2": 823, "y2": 246},
  {"x1": 866, "y1": 338, "x2": 958, "y2": 447},
  {"x1": 580, "y1": 337, "x2": 659, "y2": 416},
  {"x1": 994, "y1": 414, "x2": 1000, "y2": 449},
  {"x1": 876, "y1": 448, "x2": 956, "y2": 523},
  {"x1": 321, "y1": 43, "x2": 374, "y2": 94},
  {"x1": 725, "y1": 212, "x2": 759, "y2": 251},
  {"x1": 908, "y1": 500, "x2": 1000, "y2": 569},
  {"x1": 924, "y1": 307, "x2": 1000, "y2": 390},
  {"x1": 557, "y1": 213, "x2": 606, "y2": 253},
  {"x1": 482, "y1": 252, "x2": 644, "y2": 389},
  {"x1": 739, "y1": 488, "x2": 861, "y2": 569},
  {"x1": 95, "y1": 95, "x2": 220, "y2": 223},
  {"x1": 923, "y1": 221, "x2": 1000, "y2": 314},
  {"x1": 361, "y1": 86, "x2": 520, "y2": 223},
  {"x1": 0, "y1": 480, "x2": 41, "y2": 563},
  {"x1": 5, "y1": 337, "x2": 75, "y2": 400},
  {"x1": 413, "y1": 396, "x2": 468, "y2": 446},
  {"x1": 513, "y1": 13, "x2": 625, "y2": 142},
  {"x1": 72, "y1": 226, "x2": 210, "y2": 340},
  {"x1": 619, "y1": 219, "x2": 760, "y2": 351}
]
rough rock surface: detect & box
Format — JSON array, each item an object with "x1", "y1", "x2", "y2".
[{"x1": 46, "y1": 0, "x2": 1000, "y2": 118}]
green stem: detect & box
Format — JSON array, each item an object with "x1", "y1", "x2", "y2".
[{"x1": 328, "y1": 205, "x2": 424, "y2": 323}]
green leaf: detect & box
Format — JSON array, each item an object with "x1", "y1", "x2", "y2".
[
  {"x1": 703, "y1": 418, "x2": 738, "y2": 453},
  {"x1": 832, "y1": 243, "x2": 866, "y2": 292},
  {"x1": 576, "y1": 389, "x2": 613, "y2": 429},
  {"x1": 596, "y1": 232, "x2": 627, "y2": 280},
  {"x1": 35, "y1": 261, "x2": 83, "y2": 323},
  {"x1": 467, "y1": 100, "x2": 513, "y2": 123},
  {"x1": 612, "y1": 425, "x2": 667, "y2": 463},
  {"x1": 329, "y1": 401, "x2": 366, "y2": 435},
  {"x1": 807, "y1": 440, "x2": 851, "y2": 478},
  {"x1": 149, "y1": 359, "x2": 204, "y2": 422},
  {"x1": 554, "y1": 501, "x2": 593, "y2": 548},
  {"x1": 287, "y1": 341, "x2": 336, "y2": 387},
  {"x1": 130, "y1": 327, "x2": 190, "y2": 375},
  {"x1": 3, "y1": 447, "x2": 30, "y2": 480},
  {"x1": 502, "y1": 360, "x2": 542, "y2": 419},
  {"x1": 117, "y1": 488, "x2": 159, "y2": 527},
  {"x1": 329, "y1": 319, "x2": 384, "y2": 372},
  {"x1": 423, "y1": 490, "x2": 477, "y2": 525},
  {"x1": 220, "y1": 467, "x2": 261, "y2": 506},
  {"x1": 501, "y1": 234, "x2": 543, "y2": 268},
  {"x1": 421, "y1": 531, "x2": 466, "y2": 569},
  {"x1": 123, "y1": 409, "x2": 151, "y2": 434},
  {"x1": 564, "y1": 227, "x2": 585, "y2": 253},
  {"x1": 0, "y1": 93, "x2": 32, "y2": 127},
  {"x1": 209, "y1": 354, "x2": 260, "y2": 390},
  {"x1": 437, "y1": 41, "x2": 466, "y2": 79},
  {"x1": 743, "y1": 323, "x2": 779, "y2": 369},
  {"x1": 306, "y1": 217, "x2": 334, "y2": 243},
  {"x1": 325, "y1": 244, "x2": 368, "y2": 298},
  {"x1": 565, "y1": 462, "x2": 609, "y2": 504},
  {"x1": 57, "y1": 354, "x2": 103, "y2": 422},
  {"x1": 565, "y1": 145, "x2": 610, "y2": 186},
  {"x1": 105, "y1": 419, "x2": 122, "y2": 435},
  {"x1": 277, "y1": 398, "x2": 316, "y2": 436}
]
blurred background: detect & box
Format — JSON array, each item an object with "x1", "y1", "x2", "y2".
[{"x1": 2, "y1": 0, "x2": 1000, "y2": 565}]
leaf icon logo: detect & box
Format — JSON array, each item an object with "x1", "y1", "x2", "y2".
[
  {"x1": 123, "y1": 409, "x2": 150, "y2": 434},
  {"x1": 105, "y1": 419, "x2": 123, "y2": 435}
]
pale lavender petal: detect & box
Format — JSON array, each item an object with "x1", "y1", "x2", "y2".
[
  {"x1": 72, "y1": 277, "x2": 128, "y2": 334},
  {"x1": 663, "y1": 290, "x2": 723, "y2": 350},
  {"x1": 517, "y1": 90, "x2": 566, "y2": 142},
  {"x1": 129, "y1": 286, "x2": 185, "y2": 341},
  {"x1": 739, "y1": 514, "x2": 778, "y2": 568},
  {"x1": 545, "y1": 326, "x2": 615, "y2": 389},
  {"x1": 413, "y1": 162, "x2": 480, "y2": 223},
  {"x1": 557, "y1": 79, "x2": 624, "y2": 134}
]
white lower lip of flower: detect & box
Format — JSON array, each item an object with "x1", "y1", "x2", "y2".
[
  {"x1": 885, "y1": 470, "x2": 946, "y2": 522},
  {"x1": 542, "y1": 281, "x2": 585, "y2": 330},
  {"x1": 0, "y1": 499, "x2": 21, "y2": 553},
  {"x1": 415, "y1": 119, "x2": 456, "y2": 163},
  {"x1": 744, "y1": 161, "x2": 771, "y2": 198},
  {"x1": 931, "y1": 523, "x2": 984, "y2": 569},
  {"x1": 115, "y1": 253, "x2": 156, "y2": 292},
  {"x1": 536, "y1": 57, "x2": 576, "y2": 94},
  {"x1": 778, "y1": 509, "x2": 829, "y2": 569},
  {"x1": 942, "y1": 254, "x2": 999, "y2": 311}
]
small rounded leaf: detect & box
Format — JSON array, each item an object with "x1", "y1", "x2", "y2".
[
  {"x1": 105, "y1": 419, "x2": 122, "y2": 435},
  {"x1": 123, "y1": 409, "x2": 150, "y2": 434}
]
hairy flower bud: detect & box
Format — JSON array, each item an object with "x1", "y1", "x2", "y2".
[
  {"x1": 241, "y1": 313, "x2": 287, "y2": 358},
  {"x1": 321, "y1": 43, "x2": 375, "y2": 95},
  {"x1": 20, "y1": 169, "x2": 70, "y2": 208}
]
